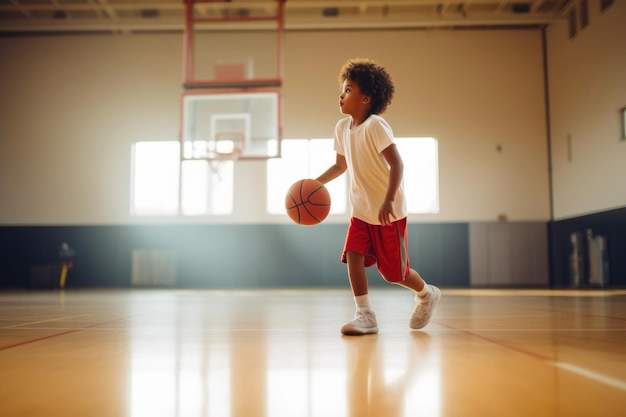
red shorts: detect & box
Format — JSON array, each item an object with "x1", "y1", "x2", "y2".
[{"x1": 341, "y1": 217, "x2": 410, "y2": 283}]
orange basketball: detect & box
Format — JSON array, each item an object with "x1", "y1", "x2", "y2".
[{"x1": 285, "y1": 179, "x2": 331, "y2": 226}]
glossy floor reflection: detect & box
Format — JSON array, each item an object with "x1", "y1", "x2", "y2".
[{"x1": 1, "y1": 289, "x2": 626, "y2": 417}]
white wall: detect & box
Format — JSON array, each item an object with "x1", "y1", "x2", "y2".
[
  {"x1": 0, "y1": 28, "x2": 550, "y2": 225},
  {"x1": 547, "y1": 1, "x2": 626, "y2": 220},
  {"x1": 0, "y1": 34, "x2": 182, "y2": 224}
]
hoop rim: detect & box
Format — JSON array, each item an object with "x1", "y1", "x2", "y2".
[{"x1": 212, "y1": 147, "x2": 243, "y2": 161}]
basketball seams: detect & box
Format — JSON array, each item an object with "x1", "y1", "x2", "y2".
[
  {"x1": 299, "y1": 180, "x2": 317, "y2": 223},
  {"x1": 285, "y1": 191, "x2": 298, "y2": 209},
  {"x1": 307, "y1": 186, "x2": 332, "y2": 207},
  {"x1": 286, "y1": 189, "x2": 302, "y2": 223}
]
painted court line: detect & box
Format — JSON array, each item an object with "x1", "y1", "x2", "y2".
[
  {"x1": 1, "y1": 314, "x2": 92, "y2": 329},
  {"x1": 434, "y1": 321, "x2": 626, "y2": 392},
  {"x1": 0, "y1": 317, "x2": 128, "y2": 352},
  {"x1": 435, "y1": 321, "x2": 552, "y2": 362}
]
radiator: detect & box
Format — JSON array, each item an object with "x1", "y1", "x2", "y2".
[{"x1": 131, "y1": 250, "x2": 177, "y2": 287}]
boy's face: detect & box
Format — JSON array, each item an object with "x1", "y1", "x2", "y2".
[{"x1": 339, "y1": 78, "x2": 370, "y2": 116}]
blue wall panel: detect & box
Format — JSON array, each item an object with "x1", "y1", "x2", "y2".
[
  {"x1": 549, "y1": 207, "x2": 626, "y2": 288},
  {"x1": 0, "y1": 223, "x2": 470, "y2": 289}
]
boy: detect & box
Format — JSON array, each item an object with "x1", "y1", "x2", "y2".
[{"x1": 315, "y1": 58, "x2": 440, "y2": 335}]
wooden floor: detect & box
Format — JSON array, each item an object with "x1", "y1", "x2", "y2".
[{"x1": 1, "y1": 288, "x2": 626, "y2": 417}]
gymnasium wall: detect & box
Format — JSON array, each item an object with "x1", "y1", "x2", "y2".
[
  {"x1": 545, "y1": 1, "x2": 626, "y2": 289},
  {"x1": 546, "y1": 1, "x2": 626, "y2": 220},
  {"x1": 0, "y1": 28, "x2": 549, "y2": 225},
  {"x1": 3, "y1": 21, "x2": 616, "y2": 289}
]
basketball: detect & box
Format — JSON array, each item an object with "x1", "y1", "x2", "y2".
[{"x1": 285, "y1": 179, "x2": 331, "y2": 226}]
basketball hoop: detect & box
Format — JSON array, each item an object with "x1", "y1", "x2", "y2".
[
  {"x1": 216, "y1": 146, "x2": 243, "y2": 161},
  {"x1": 207, "y1": 133, "x2": 242, "y2": 181},
  {"x1": 208, "y1": 131, "x2": 245, "y2": 162}
]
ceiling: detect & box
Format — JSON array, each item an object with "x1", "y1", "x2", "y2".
[{"x1": 0, "y1": 0, "x2": 574, "y2": 34}]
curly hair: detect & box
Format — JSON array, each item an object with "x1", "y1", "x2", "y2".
[{"x1": 338, "y1": 58, "x2": 395, "y2": 115}]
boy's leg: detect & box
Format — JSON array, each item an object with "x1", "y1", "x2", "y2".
[
  {"x1": 369, "y1": 218, "x2": 441, "y2": 330},
  {"x1": 394, "y1": 269, "x2": 441, "y2": 329},
  {"x1": 347, "y1": 251, "x2": 369, "y2": 296},
  {"x1": 394, "y1": 268, "x2": 426, "y2": 292},
  {"x1": 341, "y1": 251, "x2": 378, "y2": 336}
]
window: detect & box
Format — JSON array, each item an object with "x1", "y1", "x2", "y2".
[
  {"x1": 267, "y1": 137, "x2": 439, "y2": 216},
  {"x1": 267, "y1": 139, "x2": 347, "y2": 215},
  {"x1": 131, "y1": 141, "x2": 234, "y2": 216},
  {"x1": 396, "y1": 137, "x2": 439, "y2": 214},
  {"x1": 133, "y1": 137, "x2": 439, "y2": 218},
  {"x1": 131, "y1": 141, "x2": 180, "y2": 216},
  {"x1": 180, "y1": 159, "x2": 234, "y2": 215}
]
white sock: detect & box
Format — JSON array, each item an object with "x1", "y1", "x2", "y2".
[
  {"x1": 416, "y1": 285, "x2": 431, "y2": 298},
  {"x1": 354, "y1": 294, "x2": 371, "y2": 312}
]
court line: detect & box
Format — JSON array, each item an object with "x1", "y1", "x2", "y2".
[
  {"x1": 435, "y1": 322, "x2": 553, "y2": 361},
  {"x1": 434, "y1": 321, "x2": 626, "y2": 392},
  {"x1": 0, "y1": 317, "x2": 128, "y2": 352},
  {"x1": 440, "y1": 289, "x2": 626, "y2": 297},
  {"x1": 429, "y1": 328, "x2": 626, "y2": 332},
  {"x1": 1, "y1": 314, "x2": 93, "y2": 329},
  {"x1": 590, "y1": 314, "x2": 626, "y2": 324}
]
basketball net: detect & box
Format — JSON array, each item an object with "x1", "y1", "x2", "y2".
[{"x1": 207, "y1": 131, "x2": 244, "y2": 180}]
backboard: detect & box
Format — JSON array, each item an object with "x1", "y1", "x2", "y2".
[{"x1": 181, "y1": 89, "x2": 281, "y2": 161}]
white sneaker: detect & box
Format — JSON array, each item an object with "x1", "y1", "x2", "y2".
[
  {"x1": 410, "y1": 285, "x2": 441, "y2": 329},
  {"x1": 341, "y1": 309, "x2": 379, "y2": 335}
]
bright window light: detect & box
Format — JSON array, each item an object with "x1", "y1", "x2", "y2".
[
  {"x1": 131, "y1": 141, "x2": 180, "y2": 216},
  {"x1": 180, "y1": 159, "x2": 234, "y2": 215},
  {"x1": 131, "y1": 138, "x2": 438, "y2": 218},
  {"x1": 131, "y1": 141, "x2": 234, "y2": 216},
  {"x1": 267, "y1": 139, "x2": 347, "y2": 215},
  {"x1": 396, "y1": 137, "x2": 439, "y2": 214},
  {"x1": 267, "y1": 137, "x2": 439, "y2": 216}
]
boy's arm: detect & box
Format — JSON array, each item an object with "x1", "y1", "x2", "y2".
[
  {"x1": 316, "y1": 153, "x2": 347, "y2": 184},
  {"x1": 380, "y1": 144, "x2": 404, "y2": 225}
]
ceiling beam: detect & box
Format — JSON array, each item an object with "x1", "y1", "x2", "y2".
[{"x1": 0, "y1": 0, "x2": 568, "y2": 33}]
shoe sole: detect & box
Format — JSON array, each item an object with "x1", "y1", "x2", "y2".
[{"x1": 341, "y1": 326, "x2": 379, "y2": 336}]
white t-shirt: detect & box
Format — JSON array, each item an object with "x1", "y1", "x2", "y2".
[{"x1": 334, "y1": 114, "x2": 407, "y2": 225}]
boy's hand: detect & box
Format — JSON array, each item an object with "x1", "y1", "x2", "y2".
[{"x1": 378, "y1": 200, "x2": 396, "y2": 225}]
